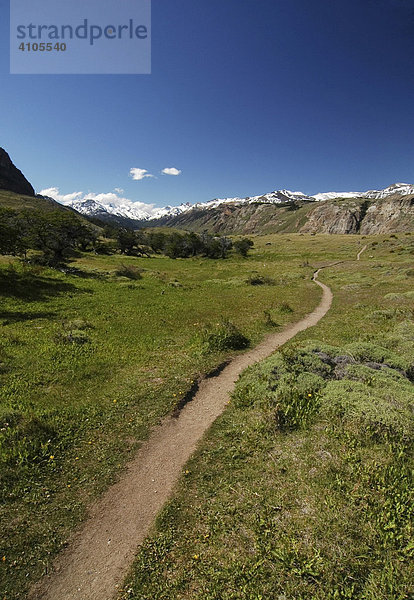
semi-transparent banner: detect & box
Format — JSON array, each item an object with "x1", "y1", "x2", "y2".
[{"x1": 10, "y1": 0, "x2": 151, "y2": 74}]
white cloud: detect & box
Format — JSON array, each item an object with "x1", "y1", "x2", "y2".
[
  {"x1": 162, "y1": 167, "x2": 182, "y2": 176},
  {"x1": 39, "y1": 187, "x2": 84, "y2": 205},
  {"x1": 40, "y1": 187, "x2": 158, "y2": 217},
  {"x1": 114, "y1": 187, "x2": 124, "y2": 194},
  {"x1": 129, "y1": 167, "x2": 154, "y2": 181}
]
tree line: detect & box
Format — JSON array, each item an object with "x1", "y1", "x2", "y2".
[
  {"x1": 115, "y1": 228, "x2": 253, "y2": 259},
  {"x1": 0, "y1": 207, "x2": 254, "y2": 265}
]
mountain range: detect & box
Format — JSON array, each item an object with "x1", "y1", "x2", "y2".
[
  {"x1": 49, "y1": 183, "x2": 414, "y2": 234},
  {"x1": 46, "y1": 182, "x2": 414, "y2": 221},
  {"x1": 0, "y1": 147, "x2": 413, "y2": 235}
]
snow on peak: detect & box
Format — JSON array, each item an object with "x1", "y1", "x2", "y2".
[
  {"x1": 41, "y1": 182, "x2": 414, "y2": 224},
  {"x1": 312, "y1": 191, "x2": 363, "y2": 202},
  {"x1": 363, "y1": 183, "x2": 414, "y2": 199}
]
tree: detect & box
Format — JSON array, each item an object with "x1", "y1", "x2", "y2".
[
  {"x1": 202, "y1": 234, "x2": 232, "y2": 259},
  {"x1": 0, "y1": 208, "x2": 30, "y2": 257},
  {"x1": 116, "y1": 229, "x2": 137, "y2": 255},
  {"x1": 234, "y1": 237, "x2": 254, "y2": 257},
  {"x1": 29, "y1": 210, "x2": 97, "y2": 265},
  {"x1": 164, "y1": 233, "x2": 187, "y2": 258},
  {"x1": 147, "y1": 230, "x2": 167, "y2": 254}
]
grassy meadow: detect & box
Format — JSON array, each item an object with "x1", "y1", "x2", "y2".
[
  {"x1": 0, "y1": 233, "x2": 344, "y2": 599},
  {"x1": 116, "y1": 233, "x2": 414, "y2": 600}
]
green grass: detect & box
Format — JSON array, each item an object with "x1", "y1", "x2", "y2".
[
  {"x1": 0, "y1": 189, "x2": 84, "y2": 216},
  {"x1": 0, "y1": 234, "x2": 334, "y2": 599},
  {"x1": 117, "y1": 232, "x2": 414, "y2": 600}
]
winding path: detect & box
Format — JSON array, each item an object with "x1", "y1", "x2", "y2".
[
  {"x1": 357, "y1": 244, "x2": 368, "y2": 261},
  {"x1": 29, "y1": 269, "x2": 333, "y2": 600}
]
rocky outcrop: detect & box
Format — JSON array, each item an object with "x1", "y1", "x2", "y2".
[
  {"x1": 300, "y1": 202, "x2": 363, "y2": 234},
  {"x1": 152, "y1": 194, "x2": 414, "y2": 236},
  {"x1": 300, "y1": 195, "x2": 414, "y2": 235},
  {"x1": 0, "y1": 148, "x2": 35, "y2": 196},
  {"x1": 359, "y1": 195, "x2": 414, "y2": 234},
  {"x1": 153, "y1": 202, "x2": 314, "y2": 235}
]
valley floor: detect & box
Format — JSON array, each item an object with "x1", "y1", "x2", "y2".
[
  {"x1": 29, "y1": 265, "x2": 332, "y2": 600},
  {"x1": 0, "y1": 233, "x2": 413, "y2": 599}
]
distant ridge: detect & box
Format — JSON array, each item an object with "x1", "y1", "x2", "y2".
[{"x1": 54, "y1": 183, "x2": 414, "y2": 231}]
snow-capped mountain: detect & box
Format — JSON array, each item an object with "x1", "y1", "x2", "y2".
[
  {"x1": 45, "y1": 183, "x2": 414, "y2": 224},
  {"x1": 314, "y1": 183, "x2": 414, "y2": 202},
  {"x1": 312, "y1": 191, "x2": 363, "y2": 202},
  {"x1": 151, "y1": 203, "x2": 194, "y2": 219},
  {"x1": 71, "y1": 198, "x2": 153, "y2": 221},
  {"x1": 363, "y1": 183, "x2": 414, "y2": 199},
  {"x1": 194, "y1": 189, "x2": 314, "y2": 209}
]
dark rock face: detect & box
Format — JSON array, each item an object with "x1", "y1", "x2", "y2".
[{"x1": 0, "y1": 148, "x2": 35, "y2": 196}]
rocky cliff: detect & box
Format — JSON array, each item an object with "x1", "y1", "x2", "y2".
[
  {"x1": 151, "y1": 195, "x2": 413, "y2": 235},
  {"x1": 359, "y1": 195, "x2": 414, "y2": 234},
  {"x1": 0, "y1": 148, "x2": 35, "y2": 196},
  {"x1": 301, "y1": 195, "x2": 414, "y2": 235},
  {"x1": 300, "y1": 199, "x2": 368, "y2": 234}
]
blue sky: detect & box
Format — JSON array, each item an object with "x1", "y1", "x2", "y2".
[{"x1": 1, "y1": 0, "x2": 414, "y2": 210}]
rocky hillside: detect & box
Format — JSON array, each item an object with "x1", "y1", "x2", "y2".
[
  {"x1": 300, "y1": 195, "x2": 414, "y2": 235},
  {"x1": 151, "y1": 193, "x2": 414, "y2": 235},
  {"x1": 0, "y1": 148, "x2": 35, "y2": 196},
  {"x1": 56, "y1": 182, "x2": 413, "y2": 235}
]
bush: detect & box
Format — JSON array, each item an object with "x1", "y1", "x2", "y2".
[
  {"x1": 320, "y1": 378, "x2": 414, "y2": 444},
  {"x1": 234, "y1": 238, "x2": 254, "y2": 257},
  {"x1": 274, "y1": 372, "x2": 325, "y2": 430},
  {"x1": 115, "y1": 264, "x2": 143, "y2": 280},
  {"x1": 200, "y1": 319, "x2": 250, "y2": 353},
  {"x1": 246, "y1": 275, "x2": 275, "y2": 286},
  {"x1": 55, "y1": 330, "x2": 91, "y2": 345},
  {"x1": 279, "y1": 302, "x2": 294, "y2": 314},
  {"x1": 343, "y1": 341, "x2": 410, "y2": 372}
]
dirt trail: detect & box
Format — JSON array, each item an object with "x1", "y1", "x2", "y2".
[
  {"x1": 357, "y1": 244, "x2": 368, "y2": 261},
  {"x1": 29, "y1": 270, "x2": 333, "y2": 600}
]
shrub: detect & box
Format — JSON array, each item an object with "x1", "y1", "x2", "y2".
[
  {"x1": 115, "y1": 264, "x2": 143, "y2": 280},
  {"x1": 320, "y1": 378, "x2": 414, "y2": 445},
  {"x1": 234, "y1": 237, "x2": 254, "y2": 257},
  {"x1": 278, "y1": 342, "x2": 340, "y2": 379},
  {"x1": 65, "y1": 319, "x2": 93, "y2": 331},
  {"x1": 263, "y1": 309, "x2": 278, "y2": 327},
  {"x1": 279, "y1": 302, "x2": 294, "y2": 314},
  {"x1": 200, "y1": 319, "x2": 250, "y2": 353},
  {"x1": 246, "y1": 275, "x2": 275, "y2": 286},
  {"x1": 343, "y1": 341, "x2": 410, "y2": 372},
  {"x1": 232, "y1": 356, "x2": 285, "y2": 408},
  {"x1": 56, "y1": 330, "x2": 91, "y2": 345},
  {"x1": 274, "y1": 372, "x2": 325, "y2": 430}
]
